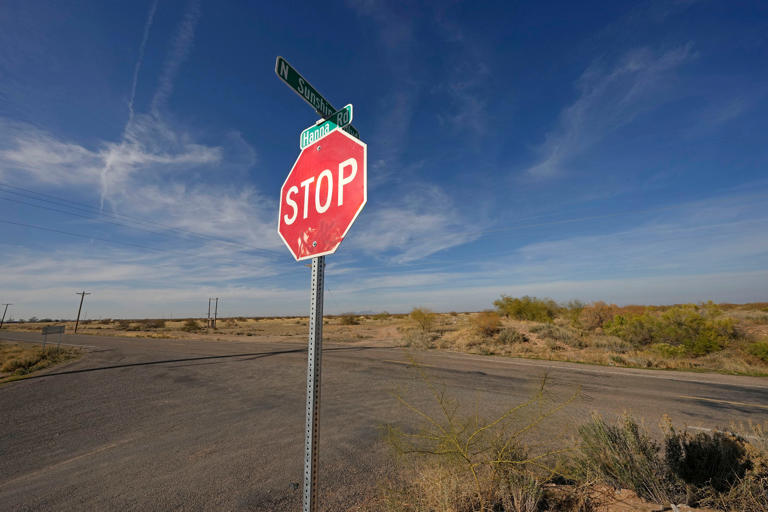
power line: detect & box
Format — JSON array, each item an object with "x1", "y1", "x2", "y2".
[
  {"x1": 0, "y1": 181, "x2": 270, "y2": 252},
  {"x1": 0, "y1": 219, "x2": 168, "y2": 253}
]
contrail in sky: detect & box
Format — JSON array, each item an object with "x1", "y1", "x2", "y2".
[
  {"x1": 150, "y1": 0, "x2": 202, "y2": 117},
  {"x1": 127, "y1": 0, "x2": 159, "y2": 124},
  {"x1": 101, "y1": 0, "x2": 201, "y2": 208}
]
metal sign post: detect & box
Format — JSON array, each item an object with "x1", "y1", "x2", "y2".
[
  {"x1": 275, "y1": 56, "x2": 367, "y2": 512},
  {"x1": 303, "y1": 256, "x2": 325, "y2": 512}
]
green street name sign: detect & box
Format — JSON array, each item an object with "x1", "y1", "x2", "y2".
[
  {"x1": 299, "y1": 105, "x2": 353, "y2": 149},
  {"x1": 275, "y1": 56, "x2": 360, "y2": 139}
]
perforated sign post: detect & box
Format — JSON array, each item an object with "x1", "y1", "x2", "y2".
[{"x1": 275, "y1": 57, "x2": 367, "y2": 512}]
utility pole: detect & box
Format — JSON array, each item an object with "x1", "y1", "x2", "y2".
[
  {"x1": 213, "y1": 297, "x2": 219, "y2": 329},
  {"x1": 74, "y1": 291, "x2": 91, "y2": 333},
  {"x1": 207, "y1": 298, "x2": 212, "y2": 328},
  {"x1": 0, "y1": 304, "x2": 12, "y2": 329}
]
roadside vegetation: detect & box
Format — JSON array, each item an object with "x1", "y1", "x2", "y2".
[
  {"x1": 0, "y1": 342, "x2": 80, "y2": 381},
  {"x1": 403, "y1": 299, "x2": 768, "y2": 376},
  {"x1": 368, "y1": 369, "x2": 768, "y2": 511},
  {"x1": 5, "y1": 300, "x2": 768, "y2": 375}
]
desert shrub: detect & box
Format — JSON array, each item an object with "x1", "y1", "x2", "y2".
[
  {"x1": 649, "y1": 343, "x2": 687, "y2": 358},
  {"x1": 143, "y1": 319, "x2": 166, "y2": 329},
  {"x1": 747, "y1": 342, "x2": 768, "y2": 362},
  {"x1": 574, "y1": 414, "x2": 680, "y2": 504},
  {"x1": 384, "y1": 373, "x2": 577, "y2": 511},
  {"x1": 530, "y1": 324, "x2": 583, "y2": 348},
  {"x1": 410, "y1": 307, "x2": 435, "y2": 334},
  {"x1": 99, "y1": 318, "x2": 112, "y2": 325},
  {"x1": 588, "y1": 335, "x2": 631, "y2": 353},
  {"x1": 181, "y1": 319, "x2": 201, "y2": 332},
  {"x1": 746, "y1": 314, "x2": 768, "y2": 325},
  {"x1": 339, "y1": 313, "x2": 359, "y2": 325},
  {"x1": 562, "y1": 300, "x2": 585, "y2": 326},
  {"x1": 494, "y1": 295, "x2": 559, "y2": 322},
  {"x1": 373, "y1": 311, "x2": 390, "y2": 320},
  {"x1": 576, "y1": 414, "x2": 768, "y2": 510},
  {"x1": 472, "y1": 310, "x2": 502, "y2": 337},
  {"x1": 605, "y1": 305, "x2": 736, "y2": 355},
  {"x1": 578, "y1": 301, "x2": 618, "y2": 330},
  {"x1": 497, "y1": 327, "x2": 529, "y2": 345},
  {"x1": 116, "y1": 320, "x2": 131, "y2": 330},
  {"x1": 664, "y1": 426, "x2": 751, "y2": 496}
]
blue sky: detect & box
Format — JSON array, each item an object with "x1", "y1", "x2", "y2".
[{"x1": 1, "y1": 0, "x2": 767, "y2": 320}]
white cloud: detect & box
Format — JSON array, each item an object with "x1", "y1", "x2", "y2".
[
  {"x1": 0, "y1": 120, "x2": 102, "y2": 185},
  {"x1": 524, "y1": 44, "x2": 693, "y2": 178},
  {"x1": 350, "y1": 185, "x2": 482, "y2": 263}
]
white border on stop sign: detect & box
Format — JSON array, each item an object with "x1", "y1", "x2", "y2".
[{"x1": 277, "y1": 127, "x2": 368, "y2": 261}]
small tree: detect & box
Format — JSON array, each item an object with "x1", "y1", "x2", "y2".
[{"x1": 410, "y1": 307, "x2": 435, "y2": 334}]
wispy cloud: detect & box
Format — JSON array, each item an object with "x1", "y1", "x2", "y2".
[
  {"x1": 0, "y1": 120, "x2": 102, "y2": 185},
  {"x1": 150, "y1": 0, "x2": 201, "y2": 117},
  {"x1": 524, "y1": 44, "x2": 693, "y2": 179},
  {"x1": 127, "y1": 0, "x2": 159, "y2": 122},
  {"x1": 347, "y1": 1, "x2": 419, "y2": 186},
  {"x1": 101, "y1": 0, "x2": 204, "y2": 207},
  {"x1": 350, "y1": 184, "x2": 482, "y2": 263},
  {"x1": 431, "y1": 11, "x2": 490, "y2": 139}
]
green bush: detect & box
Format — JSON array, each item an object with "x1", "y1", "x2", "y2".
[
  {"x1": 563, "y1": 299, "x2": 585, "y2": 326},
  {"x1": 650, "y1": 343, "x2": 687, "y2": 358},
  {"x1": 747, "y1": 342, "x2": 768, "y2": 362},
  {"x1": 494, "y1": 295, "x2": 559, "y2": 322},
  {"x1": 604, "y1": 305, "x2": 736, "y2": 356}
]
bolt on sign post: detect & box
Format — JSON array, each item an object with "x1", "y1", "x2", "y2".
[{"x1": 275, "y1": 56, "x2": 367, "y2": 512}]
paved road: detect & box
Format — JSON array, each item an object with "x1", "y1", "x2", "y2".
[{"x1": 1, "y1": 331, "x2": 767, "y2": 511}]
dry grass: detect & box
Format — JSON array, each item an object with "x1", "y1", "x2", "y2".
[
  {"x1": 379, "y1": 368, "x2": 581, "y2": 512},
  {"x1": 372, "y1": 365, "x2": 763, "y2": 511},
  {"x1": 4, "y1": 301, "x2": 766, "y2": 376},
  {"x1": 0, "y1": 342, "x2": 80, "y2": 380}
]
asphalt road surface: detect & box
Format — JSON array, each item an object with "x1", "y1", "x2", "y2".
[{"x1": 1, "y1": 331, "x2": 767, "y2": 511}]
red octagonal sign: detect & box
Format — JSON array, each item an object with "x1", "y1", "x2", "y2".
[{"x1": 278, "y1": 128, "x2": 367, "y2": 260}]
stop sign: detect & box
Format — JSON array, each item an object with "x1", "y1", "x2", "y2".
[{"x1": 278, "y1": 128, "x2": 367, "y2": 260}]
